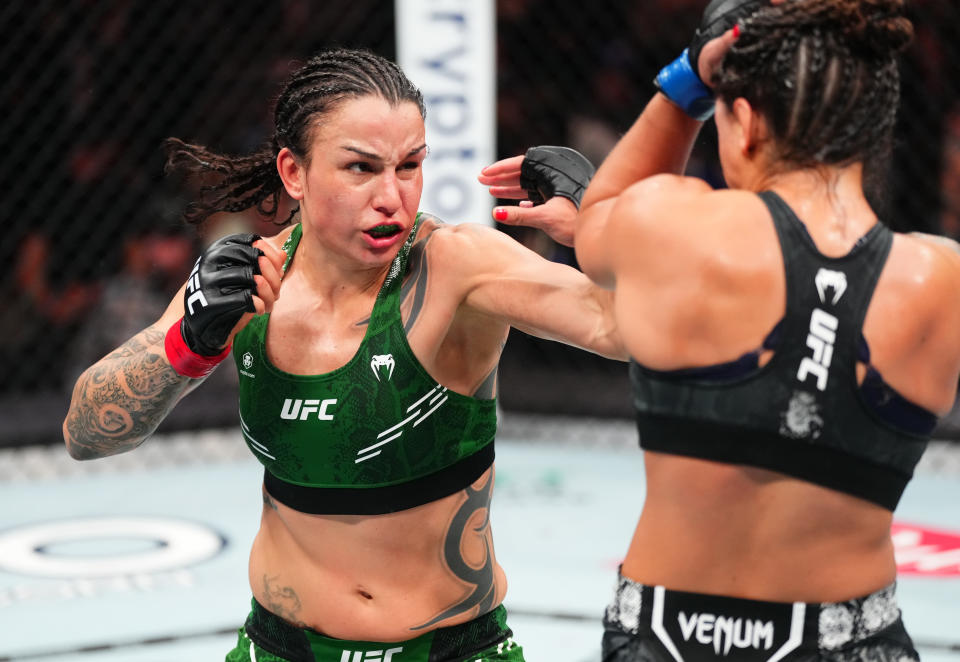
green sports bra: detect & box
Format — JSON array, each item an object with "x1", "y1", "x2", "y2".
[{"x1": 232, "y1": 218, "x2": 498, "y2": 515}]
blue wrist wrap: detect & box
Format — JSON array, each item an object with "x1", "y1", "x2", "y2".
[{"x1": 654, "y1": 49, "x2": 715, "y2": 121}]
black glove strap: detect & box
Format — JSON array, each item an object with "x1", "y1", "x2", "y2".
[{"x1": 520, "y1": 146, "x2": 596, "y2": 209}]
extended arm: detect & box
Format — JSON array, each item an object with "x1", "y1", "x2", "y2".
[{"x1": 440, "y1": 223, "x2": 625, "y2": 360}]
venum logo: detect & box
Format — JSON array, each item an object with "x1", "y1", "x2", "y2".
[
  {"x1": 814, "y1": 268, "x2": 847, "y2": 305},
  {"x1": 678, "y1": 611, "x2": 775, "y2": 656},
  {"x1": 339, "y1": 647, "x2": 402, "y2": 662},
  {"x1": 796, "y1": 308, "x2": 838, "y2": 392},
  {"x1": 370, "y1": 354, "x2": 395, "y2": 382},
  {"x1": 280, "y1": 398, "x2": 337, "y2": 421}
]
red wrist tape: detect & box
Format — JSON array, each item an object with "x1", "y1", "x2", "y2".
[{"x1": 164, "y1": 318, "x2": 231, "y2": 378}]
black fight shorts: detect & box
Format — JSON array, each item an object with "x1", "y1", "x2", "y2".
[{"x1": 602, "y1": 572, "x2": 918, "y2": 662}]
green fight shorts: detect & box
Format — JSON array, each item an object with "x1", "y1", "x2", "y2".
[{"x1": 225, "y1": 598, "x2": 525, "y2": 662}]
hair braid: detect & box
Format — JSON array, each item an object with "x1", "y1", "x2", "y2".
[
  {"x1": 164, "y1": 139, "x2": 282, "y2": 225},
  {"x1": 713, "y1": 0, "x2": 912, "y2": 169}
]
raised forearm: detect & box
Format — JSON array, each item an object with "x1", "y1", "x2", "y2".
[
  {"x1": 63, "y1": 324, "x2": 195, "y2": 460},
  {"x1": 580, "y1": 95, "x2": 702, "y2": 211},
  {"x1": 575, "y1": 96, "x2": 703, "y2": 288}
]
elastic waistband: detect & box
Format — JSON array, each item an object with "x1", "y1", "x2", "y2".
[
  {"x1": 245, "y1": 599, "x2": 511, "y2": 662},
  {"x1": 264, "y1": 442, "x2": 495, "y2": 515},
  {"x1": 605, "y1": 573, "x2": 903, "y2": 658}
]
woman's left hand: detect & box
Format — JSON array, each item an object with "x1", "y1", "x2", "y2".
[{"x1": 479, "y1": 155, "x2": 579, "y2": 247}]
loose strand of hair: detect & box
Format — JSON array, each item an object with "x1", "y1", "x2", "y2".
[{"x1": 164, "y1": 140, "x2": 283, "y2": 225}]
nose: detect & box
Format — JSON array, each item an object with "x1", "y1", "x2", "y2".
[{"x1": 373, "y1": 172, "x2": 402, "y2": 216}]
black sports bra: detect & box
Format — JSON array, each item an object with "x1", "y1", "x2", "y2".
[{"x1": 630, "y1": 191, "x2": 935, "y2": 510}]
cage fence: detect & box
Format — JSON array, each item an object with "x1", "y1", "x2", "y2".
[{"x1": 2, "y1": 0, "x2": 958, "y2": 446}]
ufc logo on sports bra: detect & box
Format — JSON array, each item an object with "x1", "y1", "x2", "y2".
[
  {"x1": 280, "y1": 398, "x2": 337, "y2": 421},
  {"x1": 796, "y1": 308, "x2": 838, "y2": 392},
  {"x1": 340, "y1": 647, "x2": 402, "y2": 662}
]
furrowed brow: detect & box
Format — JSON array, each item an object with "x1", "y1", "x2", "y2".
[
  {"x1": 342, "y1": 144, "x2": 427, "y2": 161},
  {"x1": 343, "y1": 146, "x2": 382, "y2": 161}
]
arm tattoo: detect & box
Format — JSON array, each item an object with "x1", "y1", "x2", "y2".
[
  {"x1": 411, "y1": 473, "x2": 498, "y2": 630},
  {"x1": 64, "y1": 325, "x2": 194, "y2": 459},
  {"x1": 262, "y1": 574, "x2": 307, "y2": 627}
]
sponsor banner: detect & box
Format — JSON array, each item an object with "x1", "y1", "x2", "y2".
[
  {"x1": 395, "y1": 0, "x2": 496, "y2": 226},
  {"x1": 892, "y1": 522, "x2": 960, "y2": 576}
]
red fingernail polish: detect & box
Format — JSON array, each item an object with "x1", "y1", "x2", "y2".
[
  {"x1": 733, "y1": 23, "x2": 741, "y2": 38},
  {"x1": 494, "y1": 208, "x2": 508, "y2": 221}
]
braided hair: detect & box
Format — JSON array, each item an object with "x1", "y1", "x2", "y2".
[
  {"x1": 164, "y1": 49, "x2": 426, "y2": 226},
  {"x1": 713, "y1": 0, "x2": 913, "y2": 169}
]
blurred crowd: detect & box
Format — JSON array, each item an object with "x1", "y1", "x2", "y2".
[{"x1": 2, "y1": 0, "x2": 958, "y2": 402}]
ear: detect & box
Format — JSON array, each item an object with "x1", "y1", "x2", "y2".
[
  {"x1": 731, "y1": 97, "x2": 768, "y2": 157},
  {"x1": 276, "y1": 147, "x2": 305, "y2": 201}
]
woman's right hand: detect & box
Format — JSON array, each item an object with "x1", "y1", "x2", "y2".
[
  {"x1": 226, "y1": 236, "x2": 285, "y2": 345},
  {"x1": 179, "y1": 233, "x2": 285, "y2": 354},
  {"x1": 62, "y1": 232, "x2": 287, "y2": 459}
]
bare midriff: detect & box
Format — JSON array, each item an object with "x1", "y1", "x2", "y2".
[
  {"x1": 621, "y1": 451, "x2": 896, "y2": 604},
  {"x1": 248, "y1": 467, "x2": 507, "y2": 642}
]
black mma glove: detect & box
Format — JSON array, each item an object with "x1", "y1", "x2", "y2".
[
  {"x1": 180, "y1": 233, "x2": 261, "y2": 356},
  {"x1": 689, "y1": 0, "x2": 765, "y2": 82},
  {"x1": 655, "y1": 0, "x2": 765, "y2": 120},
  {"x1": 520, "y1": 146, "x2": 596, "y2": 209}
]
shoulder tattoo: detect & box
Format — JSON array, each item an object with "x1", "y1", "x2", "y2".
[{"x1": 401, "y1": 232, "x2": 435, "y2": 332}]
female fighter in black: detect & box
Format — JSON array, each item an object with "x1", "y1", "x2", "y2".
[{"x1": 571, "y1": 1, "x2": 958, "y2": 660}]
